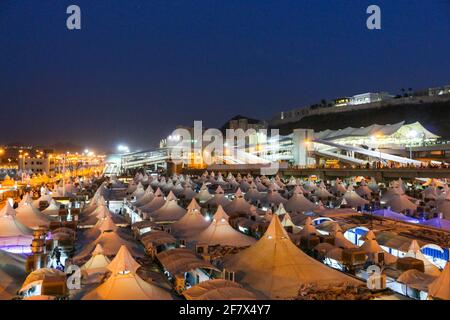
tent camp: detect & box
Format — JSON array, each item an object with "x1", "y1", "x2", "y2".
[
  {"x1": 190, "y1": 205, "x2": 255, "y2": 247},
  {"x1": 15, "y1": 202, "x2": 51, "y2": 230},
  {"x1": 75, "y1": 230, "x2": 144, "y2": 260},
  {"x1": 0, "y1": 202, "x2": 33, "y2": 249},
  {"x1": 0, "y1": 250, "x2": 27, "y2": 300},
  {"x1": 182, "y1": 279, "x2": 256, "y2": 300},
  {"x1": 341, "y1": 186, "x2": 369, "y2": 208},
  {"x1": 284, "y1": 186, "x2": 315, "y2": 214},
  {"x1": 148, "y1": 191, "x2": 186, "y2": 223},
  {"x1": 205, "y1": 186, "x2": 231, "y2": 208},
  {"x1": 170, "y1": 199, "x2": 210, "y2": 239},
  {"x1": 427, "y1": 262, "x2": 450, "y2": 300},
  {"x1": 82, "y1": 246, "x2": 172, "y2": 300},
  {"x1": 225, "y1": 189, "x2": 252, "y2": 215},
  {"x1": 223, "y1": 216, "x2": 362, "y2": 299}
]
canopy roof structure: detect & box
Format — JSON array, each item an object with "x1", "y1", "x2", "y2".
[
  {"x1": 81, "y1": 244, "x2": 111, "y2": 275},
  {"x1": 436, "y1": 192, "x2": 450, "y2": 220},
  {"x1": 205, "y1": 186, "x2": 232, "y2": 208},
  {"x1": 156, "y1": 248, "x2": 218, "y2": 276},
  {"x1": 356, "y1": 181, "x2": 373, "y2": 199},
  {"x1": 223, "y1": 216, "x2": 361, "y2": 299},
  {"x1": 397, "y1": 269, "x2": 437, "y2": 293},
  {"x1": 134, "y1": 186, "x2": 155, "y2": 207},
  {"x1": 141, "y1": 230, "x2": 176, "y2": 247},
  {"x1": 341, "y1": 186, "x2": 369, "y2": 208},
  {"x1": 82, "y1": 246, "x2": 172, "y2": 300},
  {"x1": 314, "y1": 121, "x2": 439, "y2": 141},
  {"x1": 0, "y1": 202, "x2": 33, "y2": 246},
  {"x1": 406, "y1": 240, "x2": 441, "y2": 277},
  {"x1": 385, "y1": 194, "x2": 418, "y2": 212},
  {"x1": 76, "y1": 230, "x2": 144, "y2": 260},
  {"x1": 140, "y1": 188, "x2": 166, "y2": 214},
  {"x1": 421, "y1": 218, "x2": 450, "y2": 231},
  {"x1": 190, "y1": 205, "x2": 255, "y2": 247},
  {"x1": 148, "y1": 191, "x2": 186, "y2": 222},
  {"x1": 372, "y1": 208, "x2": 419, "y2": 224},
  {"x1": 182, "y1": 279, "x2": 256, "y2": 300},
  {"x1": 428, "y1": 262, "x2": 450, "y2": 300},
  {"x1": 41, "y1": 200, "x2": 61, "y2": 217},
  {"x1": 284, "y1": 186, "x2": 315, "y2": 213},
  {"x1": 196, "y1": 184, "x2": 213, "y2": 203},
  {"x1": 15, "y1": 202, "x2": 51, "y2": 229},
  {"x1": 0, "y1": 250, "x2": 27, "y2": 299},
  {"x1": 170, "y1": 199, "x2": 210, "y2": 239},
  {"x1": 261, "y1": 186, "x2": 288, "y2": 207},
  {"x1": 225, "y1": 189, "x2": 252, "y2": 215},
  {"x1": 32, "y1": 194, "x2": 53, "y2": 208}
]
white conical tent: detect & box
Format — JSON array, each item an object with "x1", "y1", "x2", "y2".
[
  {"x1": 281, "y1": 212, "x2": 301, "y2": 234},
  {"x1": 15, "y1": 202, "x2": 51, "y2": 229},
  {"x1": 225, "y1": 189, "x2": 252, "y2": 215},
  {"x1": 368, "y1": 178, "x2": 379, "y2": 193},
  {"x1": 83, "y1": 214, "x2": 119, "y2": 240},
  {"x1": 359, "y1": 230, "x2": 384, "y2": 254},
  {"x1": 82, "y1": 246, "x2": 172, "y2": 300},
  {"x1": 131, "y1": 182, "x2": 145, "y2": 199},
  {"x1": 356, "y1": 181, "x2": 373, "y2": 199},
  {"x1": 140, "y1": 188, "x2": 166, "y2": 214},
  {"x1": 0, "y1": 202, "x2": 33, "y2": 246},
  {"x1": 205, "y1": 186, "x2": 231, "y2": 208},
  {"x1": 41, "y1": 199, "x2": 61, "y2": 217},
  {"x1": 244, "y1": 183, "x2": 263, "y2": 203},
  {"x1": 148, "y1": 191, "x2": 186, "y2": 222},
  {"x1": 331, "y1": 180, "x2": 347, "y2": 194},
  {"x1": 405, "y1": 240, "x2": 441, "y2": 277},
  {"x1": 32, "y1": 193, "x2": 53, "y2": 208},
  {"x1": 341, "y1": 186, "x2": 369, "y2": 208},
  {"x1": 333, "y1": 229, "x2": 357, "y2": 249},
  {"x1": 262, "y1": 185, "x2": 288, "y2": 206},
  {"x1": 223, "y1": 216, "x2": 361, "y2": 299},
  {"x1": 76, "y1": 230, "x2": 144, "y2": 260},
  {"x1": 170, "y1": 199, "x2": 210, "y2": 239},
  {"x1": 436, "y1": 191, "x2": 450, "y2": 220},
  {"x1": 284, "y1": 186, "x2": 315, "y2": 213},
  {"x1": 196, "y1": 184, "x2": 213, "y2": 203},
  {"x1": 314, "y1": 183, "x2": 334, "y2": 199},
  {"x1": 181, "y1": 184, "x2": 196, "y2": 200},
  {"x1": 386, "y1": 193, "x2": 418, "y2": 212},
  {"x1": 299, "y1": 217, "x2": 317, "y2": 237},
  {"x1": 0, "y1": 250, "x2": 27, "y2": 299},
  {"x1": 81, "y1": 244, "x2": 111, "y2": 275},
  {"x1": 190, "y1": 205, "x2": 255, "y2": 247},
  {"x1": 18, "y1": 194, "x2": 33, "y2": 207},
  {"x1": 182, "y1": 279, "x2": 256, "y2": 300},
  {"x1": 359, "y1": 230, "x2": 397, "y2": 264},
  {"x1": 274, "y1": 203, "x2": 287, "y2": 216},
  {"x1": 428, "y1": 262, "x2": 450, "y2": 300}
]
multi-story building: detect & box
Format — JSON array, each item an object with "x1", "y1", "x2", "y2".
[
  {"x1": 349, "y1": 92, "x2": 393, "y2": 105},
  {"x1": 18, "y1": 156, "x2": 56, "y2": 175}
]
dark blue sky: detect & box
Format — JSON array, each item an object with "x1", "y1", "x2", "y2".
[{"x1": 1, "y1": 0, "x2": 449, "y2": 151}]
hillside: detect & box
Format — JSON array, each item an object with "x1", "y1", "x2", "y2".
[{"x1": 273, "y1": 101, "x2": 450, "y2": 139}]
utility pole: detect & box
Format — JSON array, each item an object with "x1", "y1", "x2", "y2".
[{"x1": 62, "y1": 155, "x2": 66, "y2": 197}]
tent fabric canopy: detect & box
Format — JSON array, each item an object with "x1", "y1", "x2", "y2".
[
  {"x1": 182, "y1": 279, "x2": 256, "y2": 300},
  {"x1": 156, "y1": 248, "x2": 218, "y2": 276},
  {"x1": 223, "y1": 216, "x2": 362, "y2": 299}
]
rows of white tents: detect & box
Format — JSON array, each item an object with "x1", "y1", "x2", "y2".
[{"x1": 1, "y1": 172, "x2": 449, "y2": 300}]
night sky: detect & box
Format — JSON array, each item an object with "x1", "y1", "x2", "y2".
[{"x1": 1, "y1": 0, "x2": 449, "y2": 152}]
